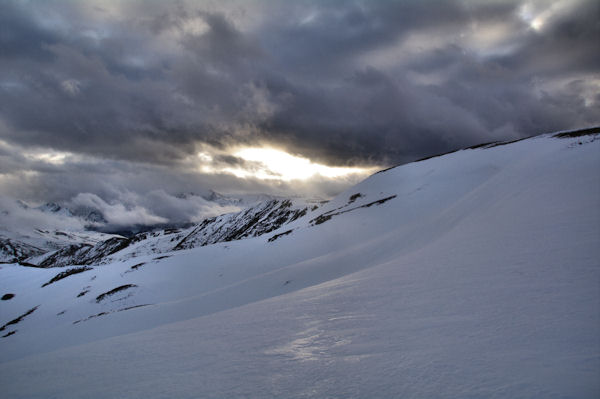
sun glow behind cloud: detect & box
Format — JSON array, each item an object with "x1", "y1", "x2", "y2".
[
  {"x1": 201, "y1": 147, "x2": 376, "y2": 182},
  {"x1": 519, "y1": 0, "x2": 580, "y2": 32},
  {"x1": 25, "y1": 149, "x2": 74, "y2": 165}
]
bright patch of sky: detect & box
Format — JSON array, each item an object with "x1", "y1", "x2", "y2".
[{"x1": 199, "y1": 147, "x2": 376, "y2": 182}]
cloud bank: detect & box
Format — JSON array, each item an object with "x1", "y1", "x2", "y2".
[{"x1": 1, "y1": 0, "x2": 598, "y2": 225}]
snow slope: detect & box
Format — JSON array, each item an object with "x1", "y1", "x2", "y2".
[{"x1": 0, "y1": 131, "x2": 598, "y2": 398}]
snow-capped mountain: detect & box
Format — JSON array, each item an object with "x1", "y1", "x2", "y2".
[
  {"x1": 24, "y1": 198, "x2": 315, "y2": 267},
  {"x1": 0, "y1": 200, "x2": 120, "y2": 263},
  {"x1": 0, "y1": 192, "x2": 312, "y2": 265},
  {"x1": 113, "y1": 198, "x2": 314, "y2": 261},
  {"x1": 200, "y1": 190, "x2": 286, "y2": 207},
  {"x1": 36, "y1": 201, "x2": 107, "y2": 225},
  {"x1": 0, "y1": 128, "x2": 598, "y2": 398},
  {"x1": 35, "y1": 202, "x2": 73, "y2": 217},
  {"x1": 0, "y1": 229, "x2": 121, "y2": 264}
]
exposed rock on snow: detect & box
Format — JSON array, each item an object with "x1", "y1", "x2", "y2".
[{"x1": 0, "y1": 238, "x2": 44, "y2": 264}]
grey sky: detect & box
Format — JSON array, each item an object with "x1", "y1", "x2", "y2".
[{"x1": 0, "y1": 0, "x2": 598, "y2": 224}]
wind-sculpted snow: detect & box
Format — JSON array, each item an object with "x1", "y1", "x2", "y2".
[{"x1": 0, "y1": 130, "x2": 599, "y2": 398}]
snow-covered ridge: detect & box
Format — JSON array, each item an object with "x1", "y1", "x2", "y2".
[
  {"x1": 23, "y1": 198, "x2": 316, "y2": 267},
  {"x1": 6, "y1": 126, "x2": 599, "y2": 268},
  {"x1": 0, "y1": 200, "x2": 122, "y2": 263},
  {"x1": 0, "y1": 191, "x2": 307, "y2": 265},
  {"x1": 0, "y1": 128, "x2": 598, "y2": 398},
  {"x1": 0, "y1": 230, "x2": 121, "y2": 264}
]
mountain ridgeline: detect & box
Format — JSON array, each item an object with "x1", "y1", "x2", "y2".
[
  {"x1": 21, "y1": 199, "x2": 313, "y2": 268},
  {"x1": 2, "y1": 126, "x2": 599, "y2": 269}
]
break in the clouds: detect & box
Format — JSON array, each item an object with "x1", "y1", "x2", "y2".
[{"x1": 1, "y1": 0, "x2": 598, "y2": 224}]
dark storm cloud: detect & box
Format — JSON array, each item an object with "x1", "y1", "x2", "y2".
[
  {"x1": 495, "y1": 0, "x2": 600, "y2": 76},
  {"x1": 0, "y1": 0, "x2": 598, "y2": 210},
  {"x1": 258, "y1": 0, "x2": 469, "y2": 77},
  {"x1": 248, "y1": 0, "x2": 599, "y2": 165},
  {"x1": 0, "y1": 1, "x2": 61, "y2": 61}
]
